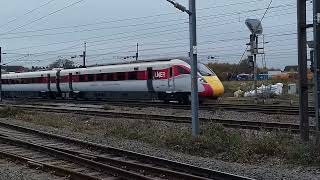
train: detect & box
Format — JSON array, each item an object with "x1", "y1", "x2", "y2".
[{"x1": 1, "y1": 57, "x2": 224, "y2": 103}]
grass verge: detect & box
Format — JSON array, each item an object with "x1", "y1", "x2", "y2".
[{"x1": 1, "y1": 106, "x2": 319, "y2": 165}]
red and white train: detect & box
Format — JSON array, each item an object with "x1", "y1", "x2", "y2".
[{"x1": 2, "y1": 57, "x2": 224, "y2": 103}]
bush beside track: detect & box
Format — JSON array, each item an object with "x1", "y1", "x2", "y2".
[{"x1": 0, "y1": 106, "x2": 320, "y2": 166}]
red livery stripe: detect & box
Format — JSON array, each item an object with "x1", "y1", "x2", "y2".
[{"x1": 199, "y1": 84, "x2": 214, "y2": 97}]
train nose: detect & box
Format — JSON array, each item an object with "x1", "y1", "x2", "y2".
[{"x1": 203, "y1": 76, "x2": 224, "y2": 97}]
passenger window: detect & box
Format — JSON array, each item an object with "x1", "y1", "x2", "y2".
[
  {"x1": 137, "y1": 71, "x2": 146, "y2": 80},
  {"x1": 50, "y1": 77, "x2": 56, "y2": 83},
  {"x1": 96, "y1": 73, "x2": 104, "y2": 81},
  {"x1": 106, "y1": 73, "x2": 114, "y2": 81},
  {"x1": 117, "y1": 72, "x2": 126, "y2": 81},
  {"x1": 128, "y1": 71, "x2": 137, "y2": 80},
  {"x1": 88, "y1": 74, "x2": 95, "y2": 82},
  {"x1": 79, "y1": 75, "x2": 86, "y2": 82}
]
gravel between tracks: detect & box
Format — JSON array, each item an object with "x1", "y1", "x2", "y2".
[
  {"x1": 45, "y1": 102, "x2": 310, "y2": 124},
  {"x1": 101, "y1": 104, "x2": 311, "y2": 125},
  {"x1": 1, "y1": 113, "x2": 320, "y2": 180},
  {"x1": 0, "y1": 159, "x2": 58, "y2": 180}
]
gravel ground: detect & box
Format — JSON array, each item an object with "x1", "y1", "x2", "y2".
[
  {"x1": 0, "y1": 159, "x2": 59, "y2": 180},
  {"x1": 25, "y1": 102, "x2": 309, "y2": 125},
  {"x1": 2, "y1": 115, "x2": 320, "y2": 180}
]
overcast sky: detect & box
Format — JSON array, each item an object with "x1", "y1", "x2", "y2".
[{"x1": 0, "y1": 0, "x2": 314, "y2": 69}]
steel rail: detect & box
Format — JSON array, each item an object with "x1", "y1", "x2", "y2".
[
  {"x1": 0, "y1": 120, "x2": 252, "y2": 180},
  {"x1": 3, "y1": 104, "x2": 313, "y2": 133},
  {"x1": 1, "y1": 99, "x2": 313, "y2": 116}
]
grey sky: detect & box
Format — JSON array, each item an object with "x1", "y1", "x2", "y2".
[{"x1": 0, "y1": 0, "x2": 313, "y2": 69}]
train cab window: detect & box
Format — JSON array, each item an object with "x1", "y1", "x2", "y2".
[
  {"x1": 176, "y1": 66, "x2": 190, "y2": 75},
  {"x1": 198, "y1": 63, "x2": 215, "y2": 76},
  {"x1": 79, "y1": 75, "x2": 86, "y2": 82},
  {"x1": 128, "y1": 71, "x2": 137, "y2": 80},
  {"x1": 117, "y1": 72, "x2": 126, "y2": 81},
  {"x1": 88, "y1": 74, "x2": 95, "y2": 82}
]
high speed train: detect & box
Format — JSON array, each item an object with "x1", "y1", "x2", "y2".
[{"x1": 1, "y1": 57, "x2": 224, "y2": 103}]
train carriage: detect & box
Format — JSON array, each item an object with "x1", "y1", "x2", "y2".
[{"x1": 1, "y1": 57, "x2": 224, "y2": 102}]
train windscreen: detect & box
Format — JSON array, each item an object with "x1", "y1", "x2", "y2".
[{"x1": 198, "y1": 63, "x2": 216, "y2": 76}]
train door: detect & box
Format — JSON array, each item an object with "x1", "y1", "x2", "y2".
[
  {"x1": 147, "y1": 67, "x2": 154, "y2": 92},
  {"x1": 168, "y1": 67, "x2": 175, "y2": 92},
  {"x1": 56, "y1": 70, "x2": 61, "y2": 96},
  {"x1": 68, "y1": 73, "x2": 73, "y2": 92},
  {"x1": 47, "y1": 74, "x2": 51, "y2": 92}
]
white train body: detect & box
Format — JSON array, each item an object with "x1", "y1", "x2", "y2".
[{"x1": 1, "y1": 58, "x2": 224, "y2": 102}]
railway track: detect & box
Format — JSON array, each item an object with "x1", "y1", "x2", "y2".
[
  {"x1": 105, "y1": 101, "x2": 315, "y2": 117},
  {"x1": 0, "y1": 104, "x2": 313, "y2": 133},
  {"x1": 2, "y1": 98, "x2": 314, "y2": 116},
  {"x1": 0, "y1": 121, "x2": 250, "y2": 180}
]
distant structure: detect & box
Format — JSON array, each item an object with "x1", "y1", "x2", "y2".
[
  {"x1": 284, "y1": 65, "x2": 298, "y2": 72},
  {"x1": 3, "y1": 66, "x2": 29, "y2": 73}
]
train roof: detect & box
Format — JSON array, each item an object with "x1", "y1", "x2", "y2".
[
  {"x1": 2, "y1": 57, "x2": 193, "y2": 78},
  {"x1": 2, "y1": 70, "x2": 57, "y2": 79},
  {"x1": 87, "y1": 57, "x2": 191, "y2": 67}
]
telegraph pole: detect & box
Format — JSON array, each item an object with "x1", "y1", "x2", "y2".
[
  {"x1": 83, "y1": 42, "x2": 86, "y2": 67},
  {"x1": 297, "y1": 0, "x2": 309, "y2": 142},
  {"x1": 313, "y1": 0, "x2": 320, "y2": 141},
  {"x1": 166, "y1": 0, "x2": 199, "y2": 136}
]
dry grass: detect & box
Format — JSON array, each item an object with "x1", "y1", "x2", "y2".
[{"x1": 1, "y1": 106, "x2": 319, "y2": 165}]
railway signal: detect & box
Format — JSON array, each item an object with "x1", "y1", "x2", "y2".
[
  {"x1": 166, "y1": 0, "x2": 200, "y2": 136},
  {"x1": 245, "y1": 19, "x2": 263, "y2": 97}
]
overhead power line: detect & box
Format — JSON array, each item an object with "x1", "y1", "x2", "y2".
[
  {"x1": 4, "y1": 21, "x2": 297, "y2": 52},
  {"x1": 1, "y1": 0, "x2": 85, "y2": 35},
  {"x1": 0, "y1": 0, "x2": 57, "y2": 30},
  {"x1": 0, "y1": 3, "x2": 295, "y2": 37}
]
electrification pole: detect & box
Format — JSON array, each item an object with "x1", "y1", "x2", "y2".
[
  {"x1": 83, "y1": 42, "x2": 86, "y2": 67},
  {"x1": 0, "y1": 47, "x2": 2, "y2": 102},
  {"x1": 136, "y1": 43, "x2": 139, "y2": 61},
  {"x1": 313, "y1": 0, "x2": 320, "y2": 141},
  {"x1": 297, "y1": 0, "x2": 309, "y2": 142},
  {"x1": 166, "y1": 0, "x2": 199, "y2": 136},
  {"x1": 253, "y1": 35, "x2": 258, "y2": 96},
  {"x1": 189, "y1": 0, "x2": 199, "y2": 136}
]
